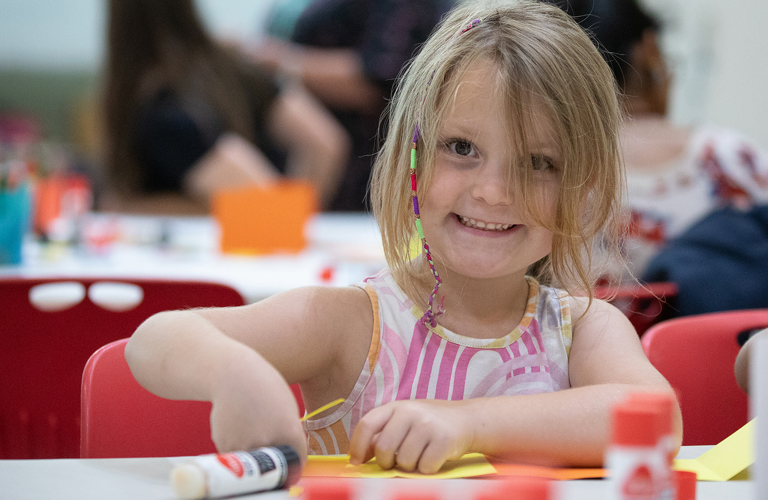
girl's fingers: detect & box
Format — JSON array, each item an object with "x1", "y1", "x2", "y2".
[
  {"x1": 360, "y1": 433, "x2": 378, "y2": 464},
  {"x1": 348, "y1": 405, "x2": 393, "y2": 464},
  {"x1": 416, "y1": 439, "x2": 452, "y2": 475},
  {"x1": 371, "y1": 412, "x2": 413, "y2": 470},
  {"x1": 389, "y1": 427, "x2": 429, "y2": 472}
]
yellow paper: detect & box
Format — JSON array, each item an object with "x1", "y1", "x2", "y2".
[
  {"x1": 304, "y1": 453, "x2": 496, "y2": 479},
  {"x1": 674, "y1": 418, "x2": 755, "y2": 481}
]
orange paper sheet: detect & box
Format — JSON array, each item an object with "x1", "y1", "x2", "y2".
[
  {"x1": 303, "y1": 454, "x2": 606, "y2": 480},
  {"x1": 212, "y1": 181, "x2": 317, "y2": 255},
  {"x1": 488, "y1": 460, "x2": 606, "y2": 480}
]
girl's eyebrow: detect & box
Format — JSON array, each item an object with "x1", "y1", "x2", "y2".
[{"x1": 438, "y1": 121, "x2": 485, "y2": 142}]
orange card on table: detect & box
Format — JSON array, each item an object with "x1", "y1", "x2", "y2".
[{"x1": 212, "y1": 181, "x2": 317, "y2": 255}]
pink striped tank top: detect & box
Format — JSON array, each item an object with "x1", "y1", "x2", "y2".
[{"x1": 304, "y1": 269, "x2": 573, "y2": 455}]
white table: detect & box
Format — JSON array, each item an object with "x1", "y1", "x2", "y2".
[
  {"x1": 0, "y1": 213, "x2": 387, "y2": 303},
  {"x1": 0, "y1": 448, "x2": 753, "y2": 500}
]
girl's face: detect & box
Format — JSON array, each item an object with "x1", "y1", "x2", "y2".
[{"x1": 420, "y1": 58, "x2": 561, "y2": 281}]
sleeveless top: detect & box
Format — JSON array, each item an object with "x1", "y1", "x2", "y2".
[{"x1": 303, "y1": 269, "x2": 573, "y2": 455}]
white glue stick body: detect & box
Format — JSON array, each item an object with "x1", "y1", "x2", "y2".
[{"x1": 171, "y1": 445, "x2": 301, "y2": 499}]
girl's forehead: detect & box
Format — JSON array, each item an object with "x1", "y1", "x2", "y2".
[{"x1": 439, "y1": 59, "x2": 559, "y2": 151}]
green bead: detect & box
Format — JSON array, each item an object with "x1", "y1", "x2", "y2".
[
  {"x1": 415, "y1": 219, "x2": 425, "y2": 239},
  {"x1": 410, "y1": 149, "x2": 417, "y2": 170}
]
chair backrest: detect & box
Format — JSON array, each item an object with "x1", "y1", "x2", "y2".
[
  {"x1": 596, "y1": 282, "x2": 678, "y2": 337},
  {"x1": 641, "y1": 309, "x2": 768, "y2": 445},
  {"x1": 0, "y1": 277, "x2": 245, "y2": 459},
  {"x1": 81, "y1": 338, "x2": 305, "y2": 458}
]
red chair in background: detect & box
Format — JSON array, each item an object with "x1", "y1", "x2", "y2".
[
  {"x1": 0, "y1": 277, "x2": 245, "y2": 459},
  {"x1": 81, "y1": 338, "x2": 305, "y2": 458},
  {"x1": 596, "y1": 282, "x2": 678, "y2": 336},
  {"x1": 641, "y1": 309, "x2": 768, "y2": 445}
]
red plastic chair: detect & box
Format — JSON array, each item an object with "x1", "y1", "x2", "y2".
[
  {"x1": 81, "y1": 338, "x2": 305, "y2": 458},
  {"x1": 596, "y1": 282, "x2": 678, "y2": 336},
  {"x1": 641, "y1": 309, "x2": 768, "y2": 445},
  {"x1": 0, "y1": 277, "x2": 245, "y2": 459}
]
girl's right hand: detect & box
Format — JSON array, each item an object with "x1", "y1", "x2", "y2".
[{"x1": 208, "y1": 359, "x2": 307, "y2": 462}]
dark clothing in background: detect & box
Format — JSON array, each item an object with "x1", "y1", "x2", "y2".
[
  {"x1": 137, "y1": 72, "x2": 286, "y2": 193},
  {"x1": 643, "y1": 205, "x2": 768, "y2": 317},
  {"x1": 291, "y1": 0, "x2": 453, "y2": 211}
]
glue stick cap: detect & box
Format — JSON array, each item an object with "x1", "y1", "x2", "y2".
[
  {"x1": 611, "y1": 401, "x2": 661, "y2": 446},
  {"x1": 627, "y1": 392, "x2": 675, "y2": 435},
  {"x1": 171, "y1": 463, "x2": 207, "y2": 500},
  {"x1": 275, "y1": 445, "x2": 302, "y2": 487}
]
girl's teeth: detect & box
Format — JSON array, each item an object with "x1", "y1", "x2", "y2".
[{"x1": 458, "y1": 216, "x2": 511, "y2": 231}]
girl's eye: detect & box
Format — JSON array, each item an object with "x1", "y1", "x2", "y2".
[
  {"x1": 446, "y1": 139, "x2": 476, "y2": 157},
  {"x1": 531, "y1": 154, "x2": 555, "y2": 171}
]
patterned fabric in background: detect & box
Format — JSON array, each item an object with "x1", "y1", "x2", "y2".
[{"x1": 621, "y1": 126, "x2": 768, "y2": 280}]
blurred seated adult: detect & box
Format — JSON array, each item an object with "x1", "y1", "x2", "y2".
[
  {"x1": 240, "y1": 0, "x2": 455, "y2": 211},
  {"x1": 552, "y1": 0, "x2": 768, "y2": 291},
  {"x1": 100, "y1": 0, "x2": 350, "y2": 215}
]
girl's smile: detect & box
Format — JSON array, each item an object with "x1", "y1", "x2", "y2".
[{"x1": 455, "y1": 213, "x2": 517, "y2": 232}]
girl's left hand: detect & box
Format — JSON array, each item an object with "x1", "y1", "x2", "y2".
[{"x1": 348, "y1": 399, "x2": 474, "y2": 474}]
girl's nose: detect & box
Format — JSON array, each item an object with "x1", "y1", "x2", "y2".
[{"x1": 469, "y1": 161, "x2": 512, "y2": 206}]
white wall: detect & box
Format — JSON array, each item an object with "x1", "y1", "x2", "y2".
[
  {"x1": 0, "y1": 0, "x2": 273, "y2": 70},
  {"x1": 644, "y1": 0, "x2": 768, "y2": 148},
  {"x1": 703, "y1": 0, "x2": 768, "y2": 149},
  {"x1": 0, "y1": 0, "x2": 104, "y2": 69}
]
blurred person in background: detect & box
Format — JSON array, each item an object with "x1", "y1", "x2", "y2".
[
  {"x1": 101, "y1": 0, "x2": 350, "y2": 215},
  {"x1": 241, "y1": 0, "x2": 456, "y2": 211},
  {"x1": 552, "y1": 0, "x2": 768, "y2": 317}
]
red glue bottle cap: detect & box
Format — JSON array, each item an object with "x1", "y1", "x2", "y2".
[{"x1": 611, "y1": 401, "x2": 662, "y2": 446}]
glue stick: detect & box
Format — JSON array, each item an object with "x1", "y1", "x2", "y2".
[
  {"x1": 605, "y1": 399, "x2": 665, "y2": 500},
  {"x1": 170, "y1": 445, "x2": 301, "y2": 499}
]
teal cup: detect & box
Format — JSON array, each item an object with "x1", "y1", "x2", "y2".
[{"x1": 0, "y1": 183, "x2": 31, "y2": 265}]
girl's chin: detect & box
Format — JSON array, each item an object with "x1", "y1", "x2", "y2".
[{"x1": 440, "y1": 261, "x2": 521, "y2": 281}]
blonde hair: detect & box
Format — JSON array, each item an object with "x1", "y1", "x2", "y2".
[{"x1": 371, "y1": 0, "x2": 624, "y2": 309}]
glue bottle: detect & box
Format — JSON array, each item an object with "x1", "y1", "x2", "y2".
[
  {"x1": 605, "y1": 399, "x2": 665, "y2": 500},
  {"x1": 627, "y1": 392, "x2": 677, "y2": 500},
  {"x1": 170, "y1": 445, "x2": 301, "y2": 499}
]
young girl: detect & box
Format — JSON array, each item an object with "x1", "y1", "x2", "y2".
[{"x1": 126, "y1": 0, "x2": 681, "y2": 473}]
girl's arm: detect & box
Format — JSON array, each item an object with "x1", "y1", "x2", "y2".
[
  {"x1": 349, "y1": 298, "x2": 681, "y2": 472},
  {"x1": 125, "y1": 285, "x2": 372, "y2": 459}
]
